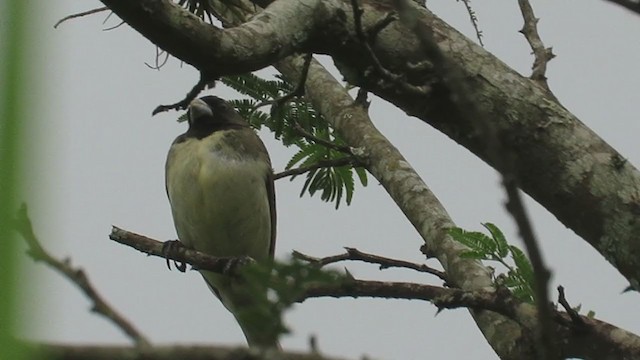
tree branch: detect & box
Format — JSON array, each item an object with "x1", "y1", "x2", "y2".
[
  {"x1": 292, "y1": 247, "x2": 448, "y2": 282},
  {"x1": 98, "y1": 0, "x2": 322, "y2": 76},
  {"x1": 292, "y1": 123, "x2": 353, "y2": 154},
  {"x1": 108, "y1": 226, "x2": 640, "y2": 359},
  {"x1": 54, "y1": 6, "x2": 109, "y2": 29},
  {"x1": 30, "y1": 343, "x2": 352, "y2": 360},
  {"x1": 602, "y1": 0, "x2": 640, "y2": 15},
  {"x1": 393, "y1": 1, "x2": 557, "y2": 356},
  {"x1": 517, "y1": 0, "x2": 555, "y2": 89},
  {"x1": 273, "y1": 157, "x2": 361, "y2": 180},
  {"x1": 13, "y1": 206, "x2": 151, "y2": 348},
  {"x1": 109, "y1": 226, "x2": 250, "y2": 275}
]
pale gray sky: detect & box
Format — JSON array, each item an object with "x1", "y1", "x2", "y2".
[{"x1": 18, "y1": 1, "x2": 640, "y2": 359}]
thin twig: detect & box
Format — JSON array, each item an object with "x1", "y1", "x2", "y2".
[
  {"x1": 103, "y1": 20, "x2": 126, "y2": 31},
  {"x1": 13, "y1": 204, "x2": 151, "y2": 348},
  {"x1": 53, "y1": 6, "x2": 109, "y2": 28},
  {"x1": 557, "y1": 286, "x2": 585, "y2": 326},
  {"x1": 517, "y1": 0, "x2": 555, "y2": 89},
  {"x1": 278, "y1": 53, "x2": 313, "y2": 104},
  {"x1": 458, "y1": 0, "x2": 484, "y2": 46},
  {"x1": 293, "y1": 247, "x2": 448, "y2": 282},
  {"x1": 274, "y1": 157, "x2": 361, "y2": 180},
  {"x1": 152, "y1": 74, "x2": 212, "y2": 115},
  {"x1": 251, "y1": 53, "x2": 313, "y2": 111},
  {"x1": 349, "y1": 0, "x2": 429, "y2": 96},
  {"x1": 293, "y1": 123, "x2": 353, "y2": 154},
  {"x1": 145, "y1": 47, "x2": 170, "y2": 70}
]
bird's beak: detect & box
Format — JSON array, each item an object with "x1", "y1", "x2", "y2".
[{"x1": 188, "y1": 98, "x2": 213, "y2": 120}]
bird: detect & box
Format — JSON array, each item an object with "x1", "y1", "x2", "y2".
[{"x1": 165, "y1": 95, "x2": 278, "y2": 348}]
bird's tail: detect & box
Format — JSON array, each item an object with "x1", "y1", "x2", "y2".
[{"x1": 202, "y1": 271, "x2": 282, "y2": 349}]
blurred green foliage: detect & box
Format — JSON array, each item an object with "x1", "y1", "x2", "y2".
[{"x1": 0, "y1": 0, "x2": 29, "y2": 359}]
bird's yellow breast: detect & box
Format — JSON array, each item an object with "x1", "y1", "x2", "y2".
[{"x1": 166, "y1": 131, "x2": 272, "y2": 260}]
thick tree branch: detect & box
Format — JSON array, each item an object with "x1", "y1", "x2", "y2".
[{"x1": 98, "y1": 0, "x2": 322, "y2": 77}]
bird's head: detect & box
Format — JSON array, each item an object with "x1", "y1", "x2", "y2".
[{"x1": 185, "y1": 96, "x2": 248, "y2": 133}]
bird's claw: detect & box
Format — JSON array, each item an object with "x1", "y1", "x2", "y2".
[{"x1": 162, "y1": 240, "x2": 188, "y2": 272}]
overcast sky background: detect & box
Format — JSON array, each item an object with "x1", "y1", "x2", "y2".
[{"x1": 15, "y1": 1, "x2": 640, "y2": 359}]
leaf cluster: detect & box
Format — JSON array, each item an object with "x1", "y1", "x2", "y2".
[
  {"x1": 219, "y1": 73, "x2": 368, "y2": 208},
  {"x1": 448, "y1": 223, "x2": 535, "y2": 303},
  {"x1": 237, "y1": 258, "x2": 347, "y2": 338}
]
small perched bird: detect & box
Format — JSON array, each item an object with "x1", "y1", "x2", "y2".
[{"x1": 165, "y1": 95, "x2": 277, "y2": 348}]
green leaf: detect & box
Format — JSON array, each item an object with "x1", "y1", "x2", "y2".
[
  {"x1": 448, "y1": 227, "x2": 496, "y2": 255},
  {"x1": 339, "y1": 165, "x2": 355, "y2": 206},
  {"x1": 286, "y1": 145, "x2": 316, "y2": 170},
  {"x1": 459, "y1": 250, "x2": 488, "y2": 260},
  {"x1": 355, "y1": 166, "x2": 368, "y2": 186},
  {"x1": 482, "y1": 222, "x2": 508, "y2": 258},
  {"x1": 222, "y1": 73, "x2": 284, "y2": 101},
  {"x1": 509, "y1": 245, "x2": 534, "y2": 287},
  {"x1": 221, "y1": 71, "x2": 369, "y2": 208}
]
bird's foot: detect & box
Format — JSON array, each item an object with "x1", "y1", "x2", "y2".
[{"x1": 161, "y1": 240, "x2": 188, "y2": 272}]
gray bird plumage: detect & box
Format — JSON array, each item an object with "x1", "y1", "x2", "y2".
[{"x1": 165, "y1": 96, "x2": 277, "y2": 348}]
